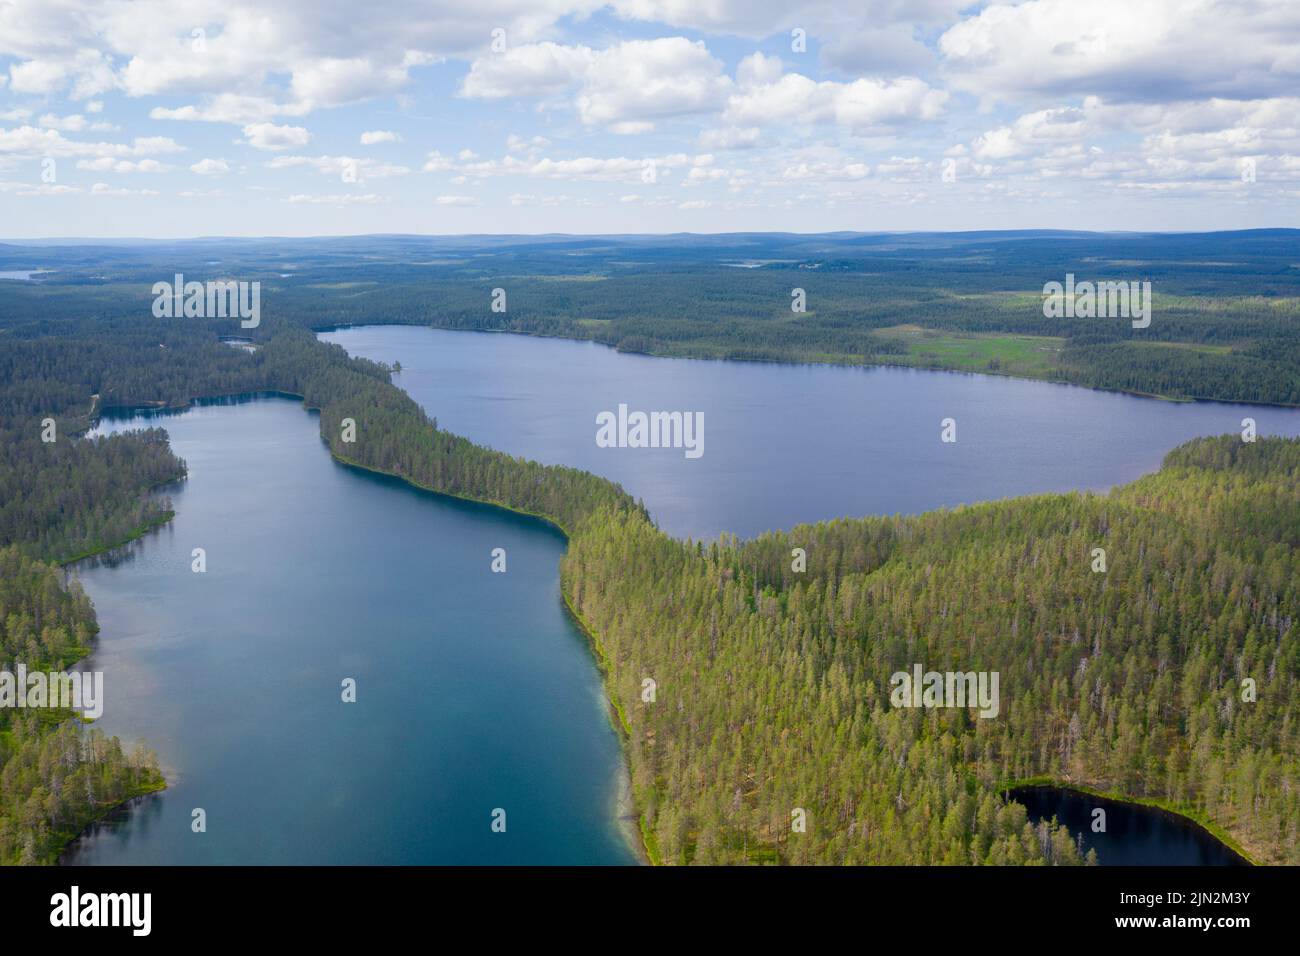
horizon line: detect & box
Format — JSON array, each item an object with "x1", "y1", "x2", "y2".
[{"x1": 4, "y1": 227, "x2": 1300, "y2": 245}]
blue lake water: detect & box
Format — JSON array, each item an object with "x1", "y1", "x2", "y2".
[
  {"x1": 322, "y1": 326, "x2": 1300, "y2": 540},
  {"x1": 63, "y1": 396, "x2": 636, "y2": 865}
]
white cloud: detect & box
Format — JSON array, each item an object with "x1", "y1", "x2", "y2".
[
  {"x1": 360, "y1": 130, "x2": 401, "y2": 145},
  {"x1": 725, "y1": 72, "x2": 947, "y2": 133},
  {"x1": 422, "y1": 150, "x2": 453, "y2": 172},
  {"x1": 507, "y1": 133, "x2": 551, "y2": 153},
  {"x1": 0, "y1": 127, "x2": 184, "y2": 158},
  {"x1": 76, "y1": 157, "x2": 171, "y2": 173},
  {"x1": 151, "y1": 96, "x2": 313, "y2": 125},
  {"x1": 736, "y1": 52, "x2": 784, "y2": 88},
  {"x1": 698, "y1": 126, "x2": 762, "y2": 150},
  {"x1": 8, "y1": 58, "x2": 67, "y2": 93},
  {"x1": 939, "y1": 0, "x2": 1300, "y2": 104},
  {"x1": 781, "y1": 160, "x2": 870, "y2": 181},
  {"x1": 290, "y1": 53, "x2": 434, "y2": 107},
  {"x1": 38, "y1": 113, "x2": 85, "y2": 131},
  {"x1": 242, "y1": 123, "x2": 311, "y2": 151},
  {"x1": 434, "y1": 194, "x2": 477, "y2": 205},
  {"x1": 461, "y1": 41, "x2": 594, "y2": 99},
  {"x1": 0, "y1": 180, "x2": 82, "y2": 196},
  {"x1": 191, "y1": 158, "x2": 231, "y2": 176},
  {"x1": 463, "y1": 37, "x2": 732, "y2": 131},
  {"x1": 576, "y1": 38, "x2": 731, "y2": 129}
]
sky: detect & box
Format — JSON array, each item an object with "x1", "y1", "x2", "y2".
[{"x1": 1, "y1": 0, "x2": 1298, "y2": 237}]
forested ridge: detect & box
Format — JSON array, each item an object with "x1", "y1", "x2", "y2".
[
  {"x1": 563, "y1": 436, "x2": 1299, "y2": 863},
  {"x1": 1, "y1": 234, "x2": 1297, "y2": 863}
]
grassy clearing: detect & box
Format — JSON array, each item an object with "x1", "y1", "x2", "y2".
[{"x1": 873, "y1": 324, "x2": 1066, "y2": 377}]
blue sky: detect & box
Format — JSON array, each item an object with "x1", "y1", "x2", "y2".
[{"x1": 2, "y1": 0, "x2": 1298, "y2": 236}]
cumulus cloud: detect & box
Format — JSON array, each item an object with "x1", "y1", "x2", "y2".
[
  {"x1": 0, "y1": 0, "x2": 571, "y2": 122},
  {"x1": 190, "y1": 158, "x2": 231, "y2": 176},
  {"x1": 241, "y1": 122, "x2": 311, "y2": 151},
  {"x1": 506, "y1": 133, "x2": 551, "y2": 153},
  {"x1": 940, "y1": 0, "x2": 1300, "y2": 103},
  {"x1": 463, "y1": 37, "x2": 732, "y2": 131},
  {"x1": 724, "y1": 71, "x2": 947, "y2": 133},
  {"x1": 698, "y1": 126, "x2": 762, "y2": 150},
  {"x1": 0, "y1": 126, "x2": 183, "y2": 158},
  {"x1": 76, "y1": 157, "x2": 171, "y2": 173}
]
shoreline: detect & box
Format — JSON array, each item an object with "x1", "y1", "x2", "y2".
[
  {"x1": 55, "y1": 783, "x2": 167, "y2": 866},
  {"x1": 326, "y1": 451, "x2": 651, "y2": 865},
  {"x1": 317, "y1": 321, "x2": 1300, "y2": 411}
]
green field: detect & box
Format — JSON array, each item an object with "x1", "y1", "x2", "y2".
[{"x1": 872, "y1": 324, "x2": 1067, "y2": 377}]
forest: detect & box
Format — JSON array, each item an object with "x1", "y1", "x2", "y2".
[
  {"x1": 0, "y1": 231, "x2": 1296, "y2": 864},
  {"x1": 6, "y1": 230, "x2": 1297, "y2": 405},
  {"x1": 0, "y1": 546, "x2": 164, "y2": 864},
  {"x1": 563, "y1": 435, "x2": 1299, "y2": 863}
]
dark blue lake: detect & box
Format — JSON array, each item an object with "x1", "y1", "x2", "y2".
[
  {"x1": 1010, "y1": 787, "x2": 1249, "y2": 866},
  {"x1": 321, "y1": 326, "x2": 1300, "y2": 540}
]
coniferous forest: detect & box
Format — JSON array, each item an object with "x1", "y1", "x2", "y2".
[{"x1": 0, "y1": 234, "x2": 1297, "y2": 865}]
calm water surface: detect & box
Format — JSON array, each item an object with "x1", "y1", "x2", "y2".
[
  {"x1": 63, "y1": 396, "x2": 636, "y2": 865},
  {"x1": 1011, "y1": 787, "x2": 1248, "y2": 866},
  {"x1": 322, "y1": 325, "x2": 1300, "y2": 540}
]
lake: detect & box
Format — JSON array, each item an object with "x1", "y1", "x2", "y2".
[
  {"x1": 1010, "y1": 787, "x2": 1249, "y2": 866},
  {"x1": 63, "y1": 396, "x2": 637, "y2": 865},
  {"x1": 321, "y1": 326, "x2": 1300, "y2": 540}
]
